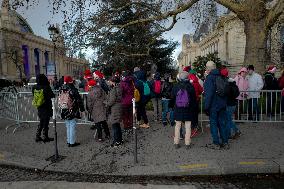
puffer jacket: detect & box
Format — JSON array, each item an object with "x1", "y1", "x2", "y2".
[
  {"x1": 204, "y1": 69, "x2": 227, "y2": 112},
  {"x1": 246, "y1": 72, "x2": 264, "y2": 99},
  {"x1": 120, "y1": 76, "x2": 134, "y2": 106},
  {"x1": 234, "y1": 74, "x2": 249, "y2": 100},
  {"x1": 106, "y1": 85, "x2": 122, "y2": 125},
  {"x1": 87, "y1": 85, "x2": 107, "y2": 123}
]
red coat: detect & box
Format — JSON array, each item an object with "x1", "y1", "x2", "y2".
[{"x1": 188, "y1": 74, "x2": 203, "y2": 101}]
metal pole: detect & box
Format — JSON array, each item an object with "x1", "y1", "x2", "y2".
[
  {"x1": 52, "y1": 98, "x2": 59, "y2": 159},
  {"x1": 132, "y1": 98, "x2": 138, "y2": 164},
  {"x1": 53, "y1": 42, "x2": 57, "y2": 79}
]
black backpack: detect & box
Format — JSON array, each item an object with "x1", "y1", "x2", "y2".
[
  {"x1": 215, "y1": 76, "x2": 229, "y2": 97},
  {"x1": 230, "y1": 82, "x2": 240, "y2": 99}
]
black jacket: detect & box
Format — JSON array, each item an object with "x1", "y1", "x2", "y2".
[
  {"x1": 227, "y1": 80, "x2": 240, "y2": 106},
  {"x1": 59, "y1": 83, "x2": 85, "y2": 120},
  {"x1": 264, "y1": 72, "x2": 279, "y2": 90},
  {"x1": 32, "y1": 74, "x2": 55, "y2": 119},
  {"x1": 171, "y1": 80, "x2": 197, "y2": 121}
]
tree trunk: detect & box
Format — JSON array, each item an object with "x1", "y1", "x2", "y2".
[{"x1": 244, "y1": 19, "x2": 268, "y2": 73}]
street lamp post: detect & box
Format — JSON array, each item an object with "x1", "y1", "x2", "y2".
[
  {"x1": 46, "y1": 24, "x2": 65, "y2": 163},
  {"x1": 48, "y1": 24, "x2": 59, "y2": 80}
]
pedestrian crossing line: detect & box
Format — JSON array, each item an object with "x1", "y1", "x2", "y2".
[
  {"x1": 239, "y1": 161, "x2": 265, "y2": 165},
  {"x1": 0, "y1": 153, "x2": 4, "y2": 160},
  {"x1": 179, "y1": 164, "x2": 208, "y2": 169}
]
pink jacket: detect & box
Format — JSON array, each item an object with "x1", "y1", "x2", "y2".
[{"x1": 234, "y1": 75, "x2": 249, "y2": 100}]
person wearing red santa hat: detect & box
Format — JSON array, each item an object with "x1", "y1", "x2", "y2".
[
  {"x1": 264, "y1": 65, "x2": 279, "y2": 117},
  {"x1": 59, "y1": 75, "x2": 85, "y2": 147},
  {"x1": 93, "y1": 70, "x2": 110, "y2": 94}
]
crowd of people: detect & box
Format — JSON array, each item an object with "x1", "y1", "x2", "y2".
[{"x1": 31, "y1": 62, "x2": 284, "y2": 150}]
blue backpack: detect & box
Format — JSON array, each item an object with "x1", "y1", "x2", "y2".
[
  {"x1": 175, "y1": 88, "x2": 190, "y2": 108},
  {"x1": 142, "y1": 81, "x2": 150, "y2": 96}
]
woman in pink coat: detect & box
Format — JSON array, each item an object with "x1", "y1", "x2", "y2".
[{"x1": 234, "y1": 67, "x2": 249, "y2": 120}]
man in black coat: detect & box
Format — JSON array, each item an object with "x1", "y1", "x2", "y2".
[{"x1": 32, "y1": 74, "x2": 55, "y2": 143}]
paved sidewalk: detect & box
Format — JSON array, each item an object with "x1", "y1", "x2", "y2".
[
  {"x1": 0, "y1": 114, "x2": 284, "y2": 176},
  {"x1": 0, "y1": 181, "x2": 196, "y2": 189}
]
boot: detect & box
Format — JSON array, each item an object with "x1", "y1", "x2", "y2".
[
  {"x1": 35, "y1": 127, "x2": 43, "y2": 143},
  {"x1": 35, "y1": 136, "x2": 43, "y2": 143},
  {"x1": 42, "y1": 137, "x2": 54, "y2": 143}
]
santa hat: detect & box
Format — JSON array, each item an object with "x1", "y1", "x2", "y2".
[
  {"x1": 220, "y1": 68, "x2": 229, "y2": 77},
  {"x1": 93, "y1": 70, "x2": 104, "y2": 79},
  {"x1": 183, "y1": 66, "x2": 191, "y2": 72},
  {"x1": 88, "y1": 79, "x2": 97, "y2": 87},
  {"x1": 84, "y1": 69, "x2": 92, "y2": 79},
  {"x1": 64, "y1": 76, "x2": 73, "y2": 84},
  {"x1": 267, "y1": 65, "x2": 276, "y2": 73}
]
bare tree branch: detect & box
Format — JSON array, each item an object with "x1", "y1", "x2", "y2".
[
  {"x1": 214, "y1": 0, "x2": 245, "y2": 19},
  {"x1": 114, "y1": 0, "x2": 199, "y2": 29},
  {"x1": 266, "y1": 0, "x2": 284, "y2": 29}
]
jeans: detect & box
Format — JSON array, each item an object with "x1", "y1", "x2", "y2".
[
  {"x1": 137, "y1": 103, "x2": 148, "y2": 124},
  {"x1": 209, "y1": 109, "x2": 228, "y2": 145},
  {"x1": 152, "y1": 98, "x2": 162, "y2": 120},
  {"x1": 162, "y1": 99, "x2": 174, "y2": 125},
  {"x1": 226, "y1": 106, "x2": 239, "y2": 137},
  {"x1": 112, "y1": 122, "x2": 122, "y2": 143},
  {"x1": 96, "y1": 121, "x2": 110, "y2": 139},
  {"x1": 174, "y1": 121, "x2": 191, "y2": 145},
  {"x1": 248, "y1": 98, "x2": 260, "y2": 121},
  {"x1": 65, "y1": 119, "x2": 77, "y2": 144}
]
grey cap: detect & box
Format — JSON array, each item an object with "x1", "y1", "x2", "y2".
[
  {"x1": 179, "y1": 71, "x2": 189, "y2": 81},
  {"x1": 206, "y1": 61, "x2": 216, "y2": 71}
]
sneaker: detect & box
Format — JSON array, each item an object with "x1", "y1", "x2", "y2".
[
  {"x1": 42, "y1": 137, "x2": 54, "y2": 143},
  {"x1": 98, "y1": 138, "x2": 103, "y2": 142},
  {"x1": 69, "y1": 142, "x2": 80, "y2": 147},
  {"x1": 170, "y1": 122, "x2": 175, "y2": 127},
  {"x1": 35, "y1": 136, "x2": 43, "y2": 143},
  {"x1": 185, "y1": 144, "x2": 194, "y2": 149},
  {"x1": 174, "y1": 144, "x2": 180, "y2": 149},
  {"x1": 140, "y1": 124, "x2": 150, "y2": 128},
  {"x1": 162, "y1": 122, "x2": 167, "y2": 127},
  {"x1": 191, "y1": 128, "x2": 198, "y2": 137},
  {"x1": 206, "y1": 143, "x2": 220, "y2": 150},
  {"x1": 90, "y1": 125, "x2": 96, "y2": 130},
  {"x1": 111, "y1": 142, "x2": 121, "y2": 148},
  {"x1": 220, "y1": 143, "x2": 230, "y2": 150},
  {"x1": 232, "y1": 131, "x2": 241, "y2": 139}
]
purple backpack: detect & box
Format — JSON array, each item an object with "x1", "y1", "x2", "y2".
[{"x1": 175, "y1": 89, "x2": 189, "y2": 108}]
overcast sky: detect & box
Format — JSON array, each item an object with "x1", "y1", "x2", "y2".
[{"x1": 1, "y1": 0, "x2": 195, "y2": 60}]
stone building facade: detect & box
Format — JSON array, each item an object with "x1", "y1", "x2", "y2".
[
  {"x1": 0, "y1": 0, "x2": 89, "y2": 81},
  {"x1": 178, "y1": 12, "x2": 284, "y2": 77}
]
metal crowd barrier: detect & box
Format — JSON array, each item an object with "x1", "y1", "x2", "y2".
[
  {"x1": 199, "y1": 90, "x2": 284, "y2": 124},
  {"x1": 0, "y1": 91, "x2": 93, "y2": 133},
  {"x1": 1, "y1": 90, "x2": 283, "y2": 133}
]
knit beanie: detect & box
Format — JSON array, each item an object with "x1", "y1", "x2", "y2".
[
  {"x1": 179, "y1": 71, "x2": 189, "y2": 81},
  {"x1": 64, "y1": 76, "x2": 73, "y2": 84},
  {"x1": 206, "y1": 61, "x2": 216, "y2": 71}
]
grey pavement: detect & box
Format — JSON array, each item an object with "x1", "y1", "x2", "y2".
[
  {"x1": 0, "y1": 182, "x2": 197, "y2": 189},
  {"x1": 0, "y1": 113, "x2": 284, "y2": 176}
]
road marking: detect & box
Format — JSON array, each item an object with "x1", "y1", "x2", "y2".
[
  {"x1": 0, "y1": 153, "x2": 4, "y2": 160},
  {"x1": 239, "y1": 161, "x2": 265, "y2": 165},
  {"x1": 179, "y1": 164, "x2": 208, "y2": 169}
]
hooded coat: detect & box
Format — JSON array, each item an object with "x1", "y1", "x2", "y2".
[
  {"x1": 120, "y1": 76, "x2": 134, "y2": 106},
  {"x1": 106, "y1": 85, "x2": 122, "y2": 125},
  {"x1": 32, "y1": 74, "x2": 55, "y2": 119},
  {"x1": 87, "y1": 85, "x2": 107, "y2": 123},
  {"x1": 204, "y1": 69, "x2": 227, "y2": 112}
]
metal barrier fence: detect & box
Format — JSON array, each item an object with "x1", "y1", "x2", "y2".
[
  {"x1": 200, "y1": 90, "x2": 284, "y2": 123},
  {"x1": 1, "y1": 90, "x2": 283, "y2": 133},
  {"x1": 0, "y1": 91, "x2": 93, "y2": 133}
]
